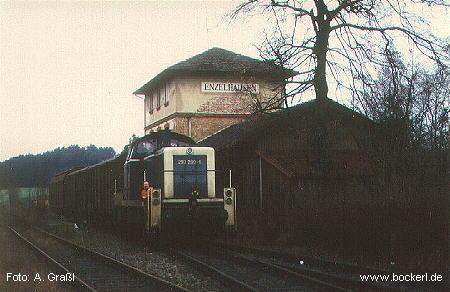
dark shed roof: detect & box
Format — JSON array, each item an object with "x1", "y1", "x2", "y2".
[
  {"x1": 198, "y1": 98, "x2": 374, "y2": 150},
  {"x1": 129, "y1": 129, "x2": 195, "y2": 148},
  {"x1": 50, "y1": 166, "x2": 85, "y2": 183},
  {"x1": 133, "y1": 47, "x2": 297, "y2": 95}
]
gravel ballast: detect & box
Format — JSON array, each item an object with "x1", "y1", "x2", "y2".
[{"x1": 48, "y1": 224, "x2": 227, "y2": 292}]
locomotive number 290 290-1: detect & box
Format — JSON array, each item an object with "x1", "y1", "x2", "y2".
[{"x1": 177, "y1": 159, "x2": 202, "y2": 165}]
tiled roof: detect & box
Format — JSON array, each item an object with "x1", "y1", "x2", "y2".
[{"x1": 133, "y1": 47, "x2": 297, "y2": 94}]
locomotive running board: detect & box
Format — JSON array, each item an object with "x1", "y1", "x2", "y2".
[
  {"x1": 163, "y1": 198, "x2": 224, "y2": 203},
  {"x1": 114, "y1": 193, "x2": 143, "y2": 207},
  {"x1": 114, "y1": 200, "x2": 143, "y2": 207}
]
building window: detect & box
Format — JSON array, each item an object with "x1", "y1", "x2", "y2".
[
  {"x1": 163, "y1": 84, "x2": 169, "y2": 106},
  {"x1": 157, "y1": 86, "x2": 163, "y2": 110},
  {"x1": 149, "y1": 92, "x2": 154, "y2": 113}
]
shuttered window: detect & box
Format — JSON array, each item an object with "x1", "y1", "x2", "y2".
[
  {"x1": 148, "y1": 92, "x2": 154, "y2": 112},
  {"x1": 163, "y1": 83, "x2": 168, "y2": 106},
  {"x1": 157, "y1": 87, "x2": 162, "y2": 109}
]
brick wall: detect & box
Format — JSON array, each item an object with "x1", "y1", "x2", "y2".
[
  {"x1": 196, "y1": 94, "x2": 253, "y2": 114},
  {"x1": 172, "y1": 115, "x2": 247, "y2": 142},
  {"x1": 192, "y1": 116, "x2": 247, "y2": 141},
  {"x1": 146, "y1": 90, "x2": 254, "y2": 141}
]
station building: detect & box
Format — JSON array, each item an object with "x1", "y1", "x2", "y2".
[{"x1": 134, "y1": 47, "x2": 295, "y2": 141}]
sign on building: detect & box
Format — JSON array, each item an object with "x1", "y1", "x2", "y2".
[{"x1": 201, "y1": 82, "x2": 259, "y2": 94}]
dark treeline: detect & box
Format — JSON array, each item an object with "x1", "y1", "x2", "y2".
[
  {"x1": 350, "y1": 55, "x2": 448, "y2": 271},
  {"x1": 0, "y1": 145, "x2": 115, "y2": 188}
]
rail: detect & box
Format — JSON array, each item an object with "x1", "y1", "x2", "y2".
[{"x1": 9, "y1": 226, "x2": 188, "y2": 292}]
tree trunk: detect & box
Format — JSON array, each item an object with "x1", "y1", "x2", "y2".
[
  {"x1": 313, "y1": 0, "x2": 330, "y2": 100},
  {"x1": 314, "y1": 31, "x2": 329, "y2": 100}
]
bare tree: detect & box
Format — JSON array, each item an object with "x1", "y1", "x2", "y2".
[
  {"x1": 232, "y1": 0, "x2": 449, "y2": 103},
  {"x1": 354, "y1": 49, "x2": 449, "y2": 151}
]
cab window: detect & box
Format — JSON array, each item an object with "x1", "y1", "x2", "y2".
[{"x1": 132, "y1": 140, "x2": 156, "y2": 159}]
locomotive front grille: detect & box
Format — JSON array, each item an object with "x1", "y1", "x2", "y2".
[{"x1": 173, "y1": 155, "x2": 207, "y2": 198}]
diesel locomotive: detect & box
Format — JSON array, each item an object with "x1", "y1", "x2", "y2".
[{"x1": 49, "y1": 130, "x2": 236, "y2": 237}]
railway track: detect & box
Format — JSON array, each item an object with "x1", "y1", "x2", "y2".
[
  {"x1": 210, "y1": 241, "x2": 404, "y2": 291},
  {"x1": 9, "y1": 226, "x2": 188, "y2": 292},
  {"x1": 173, "y1": 246, "x2": 348, "y2": 291}
]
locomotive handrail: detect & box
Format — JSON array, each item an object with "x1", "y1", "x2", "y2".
[{"x1": 161, "y1": 169, "x2": 227, "y2": 173}]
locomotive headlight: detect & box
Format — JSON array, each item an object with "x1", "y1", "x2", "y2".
[
  {"x1": 152, "y1": 190, "x2": 160, "y2": 198},
  {"x1": 226, "y1": 190, "x2": 233, "y2": 197},
  {"x1": 225, "y1": 198, "x2": 233, "y2": 205}
]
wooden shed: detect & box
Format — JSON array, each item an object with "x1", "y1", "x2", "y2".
[{"x1": 200, "y1": 98, "x2": 386, "y2": 253}]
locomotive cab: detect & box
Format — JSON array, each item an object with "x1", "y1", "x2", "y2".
[
  {"x1": 151, "y1": 146, "x2": 225, "y2": 234},
  {"x1": 123, "y1": 131, "x2": 193, "y2": 201},
  {"x1": 121, "y1": 130, "x2": 229, "y2": 236}
]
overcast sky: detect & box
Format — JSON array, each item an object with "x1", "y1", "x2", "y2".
[
  {"x1": 0, "y1": 1, "x2": 269, "y2": 161},
  {"x1": 0, "y1": 1, "x2": 448, "y2": 161}
]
